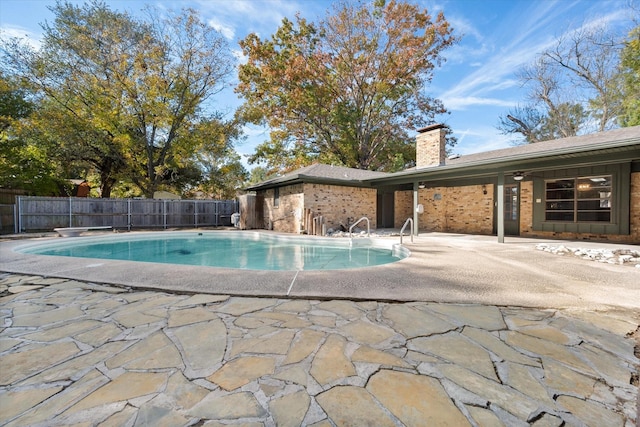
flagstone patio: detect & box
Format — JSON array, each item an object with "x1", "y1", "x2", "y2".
[{"x1": 0, "y1": 273, "x2": 637, "y2": 426}]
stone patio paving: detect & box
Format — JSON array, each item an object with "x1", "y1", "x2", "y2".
[{"x1": 0, "y1": 273, "x2": 638, "y2": 426}]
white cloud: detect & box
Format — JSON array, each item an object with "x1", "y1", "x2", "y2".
[
  {"x1": 231, "y1": 48, "x2": 247, "y2": 64},
  {"x1": 0, "y1": 25, "x2": 42, "y2": 50},
  {"x1": 208, "y1": 17, "x2": 235, "y2": 40},
  {"x1": 444, "y1": 96, "x2": 516, "y2": 111},
  {"x1": 193, "y1": 0, "x2": 313, "y2": 43}
]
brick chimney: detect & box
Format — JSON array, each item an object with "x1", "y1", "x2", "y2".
[{"x1": 416, "y1": 124, "x2": 446, "y2": 168}]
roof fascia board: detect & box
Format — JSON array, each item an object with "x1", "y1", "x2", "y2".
[
  {"x1": 370, "y1": 145, "x2": 640, "y2": 185},
  {"x1": 245, "y1": 174, "x2": 375, "y2": 191}
]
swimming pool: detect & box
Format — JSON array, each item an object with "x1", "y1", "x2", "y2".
[{"x1": 17, "y1": 231, "x2": 409, "y2": 271}]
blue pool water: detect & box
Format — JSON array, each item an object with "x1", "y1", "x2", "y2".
[{"x1": 19, "y1": 232, "x2": 407, "y2": 271}]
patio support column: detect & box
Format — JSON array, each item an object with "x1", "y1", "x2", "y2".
[
  {"x1": 413, "y1": 181, "x2": 419, "y2": 236},
  {"x1": 497, "y1": 171, "x2": 505, "y2": 243}
]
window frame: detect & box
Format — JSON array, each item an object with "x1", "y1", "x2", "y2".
[{"x1": 544, "y1": 175, "x2": 612, "y2": 223}]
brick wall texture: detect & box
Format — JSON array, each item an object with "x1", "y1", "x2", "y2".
[
  {"x1": 394, "y1": 191, "x2": 413, "y2": 228},
  {"x1": 261, "y1": 172, "x2": 638, "y2": 243},
  {"x1": 261, "y1": 184, "x2": 304, "y2": 233},
  {"x1": 304, "y1": 184, "x2": 377, "y2": 231},
  {"x1": 260, "y1": 183, "x2": 377, "y2": 234},
  {"x1": 395, "y1": 185, "x2": 494, "y2": 234},
  {"x1": 416, "y1": 128, "x2": 446, "y2": 168}
]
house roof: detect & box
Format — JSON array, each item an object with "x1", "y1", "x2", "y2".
[
  {"x1": 372, "y1": 125, "x2": 640, "y2": 185},
  {"x1": 436, "y1": 125, "x2": 639, "y2": 169},
  {"x1": 245, "y1": 126, "x2": 640, "y2": 191},
  {"x1": 244, "y1": 163, "x2": 389, "y2": 191}
]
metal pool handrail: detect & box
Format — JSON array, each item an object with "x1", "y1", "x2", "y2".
[
  {"x1": 400, "y1": 218, "x2": 413, "y2": 244},
  {"x1": 349, "y1": 217, "x2": 370, "y2": 238}
]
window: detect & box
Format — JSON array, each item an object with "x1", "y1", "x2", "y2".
[
  {"x1": 545, "y1": 176, "x2": 611, "y2": 222},
  {"x1": 274, "y1": 187, "x2": 280, "y2": 208}
]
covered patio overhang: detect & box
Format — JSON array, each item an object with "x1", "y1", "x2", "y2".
[{"x1": 367, "y1": 143, "x2": 640, "y2": 242}]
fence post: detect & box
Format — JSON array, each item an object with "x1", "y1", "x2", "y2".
[
  {"x1": 13, "y1": 203, "x2": 18, "y2": 234},
  {"x1": 194, "y1": 200, "x2": 198, "y2": 228},
  {"x1": 69, "y1": 197, "x2": 73, "y2": 227},
  {"x1": 127, "y1": 199, "x2": 132, "y2": 231},
  {"x1": 163, "y1": 199, "x2": 167, "y2": 229},
  {"x1": 17, "y1": 196, "x2": 22, "y2": 233}
]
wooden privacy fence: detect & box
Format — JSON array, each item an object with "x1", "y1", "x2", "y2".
[
  {"x1": 14, "y1": 196, "x2": 238, "y2": 233},
  {"x1": 0, "y1": 204, "x2": 17, "y2": 234}
]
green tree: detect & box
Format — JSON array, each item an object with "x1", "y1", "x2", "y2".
[
  {"x1": 237, "y1": 0, "x2": 457, "y2": 174},
  {"x1": 2, "y1": 1, "x2": 242, "y2": 198},
  {"x1": 618, "y1": 25, "x2": 640, "y2": 126},
  {"x1": 0, "y1": 72, "x2": 67, "y2": 195}
]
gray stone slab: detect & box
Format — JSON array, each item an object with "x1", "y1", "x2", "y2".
[
  {"x1": 229, "y1": 330, "x2": 296, "y2": 357},
  {"x1": 504, "y1": 331, "x2": 595, "y2": 374},
  {"x1": 462, "y1": 326, "x2": 540, "y2": 367},
  {"x1": 310, "y1": 334, "x2": 356, "y2": 386},
  {"x1": 11, "y1": 306, "x2": 84, "y2": 327},
  {"x1": 316, "y1": 300, "x2": 363, "y2": 320},
  {"x1": 169, "y1": 318, "x2": 227, "y2": 378},
  {"x1": 269, "y1": 390, "x2": 311, "y2": 427},
  {"x1": 0, "y1": 341, "x2": 81, "y2": 386},
  {"x1": 339, "y1": 319, "x2": 396, "y2": 345},
  {"x1": 105, "y1": 331, "x2": 183, "y2": 370},
  {"x1": 383, "y1": 304, "x2": 456, "y2": 338},
  {"x1": 316, "y1": 386, "x2": 396, "y2": 427},
  {"x1": 283, "y1": 329, "x2": 325, "y2": 365},
  {"x1": 425, "y1": 303, "x2": 507, "y2": 330},
  {"x1": 213, "y1": 297, "x2": 278, "y2": 316},
  {"x1": 65, "y1": 371, "x2": 168, "y2": 415},
  {"x1": 188, "y1": 391, "x2": 267, "y2": 420},
  {"x1": 0, "y1": 385, "x2": 63, "y2": 424},
  {"x1": 367, "y1": 370, "x2": 471, "y2": 426},
  {"x1": 439, "y1": 364, "x2": 540, "y2": 421},
  {"x1": 5, "y1": 369, "x2": 107, "y2": 427},
  {"x1": 352, "y1": 345, "x2": 412, "y2": 368},
  {"x1": 167, "y1": 306, "x2": 219, "y2": 328},
  {"x1": 556, "y1": 395, "x2": 624, "y2": 427},
  {"x1": 542, "y1": 358, "x2": 596, "y2": 398},
  {"x1": 19, "y1": 341, "x2": 129, "y2": 386},
  {"x1": 164, "y1": 371, "x2": 210, "y2": 410},
  {"x1": 410, "y1": 333, "x2": 499, "y2": 381},
  {"x1": 207, "y1": 356, "x2": 275, "y2": 391}
]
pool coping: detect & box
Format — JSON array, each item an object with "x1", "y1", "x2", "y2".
[{"x1": 2, "y1": 229, "x2": 640, "y2": 311}]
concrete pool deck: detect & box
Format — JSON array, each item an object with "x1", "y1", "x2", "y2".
[
  {"x1": 1, "y1": 230, "x2": 639, "y2": 310},
  {"x1": 1, "y1": 231, "x2": 639, "y2": 426}
]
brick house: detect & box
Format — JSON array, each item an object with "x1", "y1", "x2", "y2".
[{"x1": 245, "y1": 125, "x2": 640, "y2": 243}]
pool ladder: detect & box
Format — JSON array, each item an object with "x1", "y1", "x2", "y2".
[
  {"x1": 400, "y1": 218, "x2": 413, "y2": 244},
  {"x1": 349, "y1": 216, "x2": 370, "y2": 238}
]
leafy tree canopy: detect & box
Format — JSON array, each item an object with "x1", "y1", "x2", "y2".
[
  {"x1": 237, "y1": 0, "x2": 457, "y2": 174},
  {"x1": 618, "y1": 25, "x2": 640, "y2": 127},
  {"x1": 0, "y1": 71, "x2": 68, "y2": 195},
  {"x1": 2, "y1": 0, "x2": 244, "y2": 198}
]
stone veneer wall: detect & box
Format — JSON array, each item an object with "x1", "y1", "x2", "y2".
[
  {"x1": 394, "y1": 185, "x2": 494, "y2": 234},
  {"x1": 520, "y1": 171, "x2": 640, "y2": 243},
  {"x1": 304, "y1": 183, "x2": 378, "y2": 231},
  {"x1": 261, "y1": 184, "x2": 304, "y2": 233}
]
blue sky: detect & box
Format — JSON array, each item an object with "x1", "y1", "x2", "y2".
[{"x1": 0, "y1": 0, "x2": 634, "y2": 169}]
